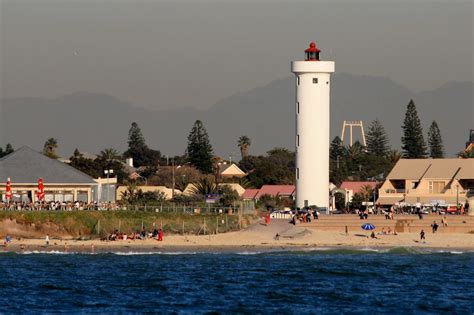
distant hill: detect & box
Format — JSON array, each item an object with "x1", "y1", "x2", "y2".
[{"x1": 1, "y1": 74, "x2": 472, "y2": 158}]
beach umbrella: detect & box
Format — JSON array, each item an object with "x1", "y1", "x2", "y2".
[
  {"x1": 36, "y1": 178, "x2": 45, "y2": 201},
  {"x1": 5, "y1": 177, "x2": 12, "y2": 202},
  {"x1": 361, "y1": 223, "x2": 375, "y2": 231}
]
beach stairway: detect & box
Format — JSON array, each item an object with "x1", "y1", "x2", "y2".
[{"x1": 297, "y1": 214, "x2": 474, "y2": 234}]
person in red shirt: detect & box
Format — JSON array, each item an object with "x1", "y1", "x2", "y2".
[
  {"x1": 265, "y1": 213, "x2": 271, "y2": 226},
  {"x1": 157, "y1": 229, "x2": 164, "y2": 241}
]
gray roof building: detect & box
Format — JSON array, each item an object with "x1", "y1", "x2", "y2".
[{"x1": 0, "y1": 146, "x2": 95, "y2": 184}]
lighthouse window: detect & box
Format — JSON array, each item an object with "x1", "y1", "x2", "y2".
[
  {"x1": 313, "y1": 78, "x2": 318, "y2": 84},
  {"x1": 297, "y1": 102, "x2": 299, "y2": 114},
  {"x1": 296, "y1": 168, "x2": 299, "y2": 179},
  {"x1": 297, "y1": 76, "x2": 300, "y2": 85},
  {"x1": 297, "y1": 135, "x2": 300, "y2": 146}
]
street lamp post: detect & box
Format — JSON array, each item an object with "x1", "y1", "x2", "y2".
[
  {"x1": 373, "y1": 189, "x2": 376, "y2": 212},
  {"x1": 456, "y1": 184, "x2": 459, "y2": 209},
  {"x1": 104, "y1": 169, "x2": 114, "y2": 202},
  {"x1": 345, "y1": 190, "x2": 350, "y2": 210}
]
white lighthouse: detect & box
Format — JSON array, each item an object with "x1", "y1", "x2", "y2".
[{"x1": 291, "y1": 42, "x2": 335, "y2": 210}]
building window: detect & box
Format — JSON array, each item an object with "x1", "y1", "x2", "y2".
[
  {"x1": 313, "y1": 78, "x2": 318, "y2": 84},
  {"x1": 296, "y1": 168, "x2": 299, "y2": 179},
  {"x1": 297, "y1": 76, "x2": 300, "y2": 85},
  {"x1": 429, "y1": 181, "x2": 445, "y2": 194},
  {"x1": 297, "y1": 102, "x2": 299, "y2": 114},
  {"x1": 297, "y1": 135, "x2": 300, "y2": 146}
]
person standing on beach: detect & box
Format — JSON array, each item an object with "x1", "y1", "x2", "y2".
[
  {"x1": 431, "y1": 221, "x2": 439, "y2": 233},
  {"x1": 45, "y1": 234, "x2": 50, "y2": 246},
  {"x1": 420, "y1": 229, "x2": 425, "y2": 241},
  {"x1": 4, "y1": 235, "x2": 12, "y2": 247},
  {"x1": 265, "y1": 213, "x2": 271, "y2": 226},
  {"x1": 441, "y1": 216, "x2": 448, "y2": 227},
  {"x1": 157, "y1": 229, "x2": 163, "y2": 241}
]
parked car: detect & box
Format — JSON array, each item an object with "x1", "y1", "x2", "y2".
[
  {"x1": 419, "y1": 208, "x2": 430, "y2": 215},
  {"x1": 445, "y1": 206, "x2": 458, "y2": 214}
]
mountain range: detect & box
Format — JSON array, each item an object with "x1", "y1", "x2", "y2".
[{"x1": 1, "y1": 73, "x2": 472, "y2": 159}]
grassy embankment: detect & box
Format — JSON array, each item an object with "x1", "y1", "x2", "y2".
[{"x1": 0, "y1": 211, "x2": 257, "y2": 239}]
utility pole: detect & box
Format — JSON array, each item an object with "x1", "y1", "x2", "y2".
[{"x1": 172, "y1": 158, "x2": 175, "y2": 199}]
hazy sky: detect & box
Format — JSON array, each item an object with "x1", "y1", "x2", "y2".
[{"x1": 1, "y1": 0, "x2": 472, "y2": 110}]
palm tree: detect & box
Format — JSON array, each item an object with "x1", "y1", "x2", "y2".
[
  {"x1": 100, "y1": 148, "x2": 120, "y2": 163},
  {"x1": 121, "y1": 180, "x2": 139, "y2": 203},
  {"x1": 189, "y1": 177, "x2": 218, "y2": 196},
  {"x1": 211, "y1": 156, "x2": 223, "y2": 184},
  {"x1": 43, "y1": 138, "x2": 58, "y2": 158},
  {"x1": 238, "y1": 136, "x2": 251, "y2": 160},
  {"x1": 359, "y1": 184, "x2": 374, "y2": 209},
  {"x1": 345, "y1": 142, "x2": 365, "y2": 161},
  {"x1": 457, "y1": 150, "x2": 474, "y2": 159}
]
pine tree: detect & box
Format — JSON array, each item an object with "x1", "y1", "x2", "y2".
[
  {"x1": 127, "y1": 122, "x2": 146, "y2": 151},
  {"x1": 366, "y1": 119, "x2": 390, "y2": 155},
  {"x1": 73, "y1": 148, "x2": 82, "y2": 158},
  {"x1": 124, "y1": 122, "x2": 161, "y2": 167},
  {"x1": 428, "y1": 120, "x2": 444, "y2": 158},
  {"x1": 330, "y1": 136, "x2": 345, "y2": 161},
  {"x1": 186, "y1": 120, "x2": 214, "y2": 174},
  {"x1": 401, "y1": 99, "x2": 427, "y2": 158}
]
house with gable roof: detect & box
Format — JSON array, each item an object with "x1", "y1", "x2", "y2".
[
  {"x1": 0, "y1": 146, "x2": 97, "y2": 203},
  {"x1": 376, "y1": 158, "x2": 474, "y2": 206}
]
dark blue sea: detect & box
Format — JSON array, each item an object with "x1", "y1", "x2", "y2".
[{"x1": 1, "y1": 248, "x2": 473, "y2": 314}]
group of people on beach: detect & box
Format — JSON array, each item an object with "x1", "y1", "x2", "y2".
[
  {"x1": 105, "y1": 228, "x2": 164, "y2": 241},
  {"x1": 291, "y1": 209, "x2": 320, "y2": 225}
]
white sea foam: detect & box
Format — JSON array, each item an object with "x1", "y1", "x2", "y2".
[
  {"x1": 20, "y1": 250, "x2": 80, "y2": 255},
  {"x1": 236, "y1": 251, "x2": 264, "y2": 255},
  {"x1": 359, "y1": 247, "x2": 383, "y2": 253},
  {"x1": 299, "y1": 247, "x2": 334, "y2": 252},
  {"x1": 112, "y1": 251, "x2": 198, "y2": 255}
]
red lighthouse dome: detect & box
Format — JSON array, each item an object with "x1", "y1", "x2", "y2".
[{"x1": 304, "y1": 42, "x2": 320, "y2": 61}]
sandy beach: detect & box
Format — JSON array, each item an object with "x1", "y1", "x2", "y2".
[{"x1": 3, "y1": 219, "x2": 474, "y2": 253}]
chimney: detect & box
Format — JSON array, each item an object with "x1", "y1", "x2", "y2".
[{"x1": 126, "y1": 157, "x2": 134, "y2": 168}]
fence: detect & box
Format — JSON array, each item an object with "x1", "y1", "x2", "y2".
[{"x1": 0, "y1": 200, "x2": 256, "y2": 215}]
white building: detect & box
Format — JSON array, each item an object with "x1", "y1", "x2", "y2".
[{"x1": 291, "y1": 42, "x2": 335, "y2": 209}]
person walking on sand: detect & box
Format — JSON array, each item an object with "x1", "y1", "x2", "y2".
[
  {"x1": 441, "y1": 216, "x2": 448, "y2": 227},
  {"x1": 157, "y1": 229, "x2": 164, "y2": 241},
  {"x1": 265, "y1": 213, "x2": 271, "y2": 226},
  {"x1": 431, "y1": 221, "x2": 439, "y2": 233},
  {"x1": 420, "y1": 229, "x2": 425, "y2": 241},
  {"x1": 45, "y1": 234, "x2": 50, "y2": 246}
]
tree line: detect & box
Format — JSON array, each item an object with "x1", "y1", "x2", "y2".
[{"x1": 1, "y1": 98, "x2": 468, "y2": 200}]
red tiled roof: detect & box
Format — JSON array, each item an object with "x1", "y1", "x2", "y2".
[
  {"x1": 340, "y1": 181, "x2": 377, "y2": 194},
  {"x1": 242, "y1": 189, "x2": 259, "y2": 199},
  {"x1": 255, "y1": 185, "x2": 295, "y2": 199}
]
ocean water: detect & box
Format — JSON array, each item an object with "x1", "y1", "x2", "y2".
[{"x1": 1, "y1": 249, "x2": 473, "y2": 314}]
